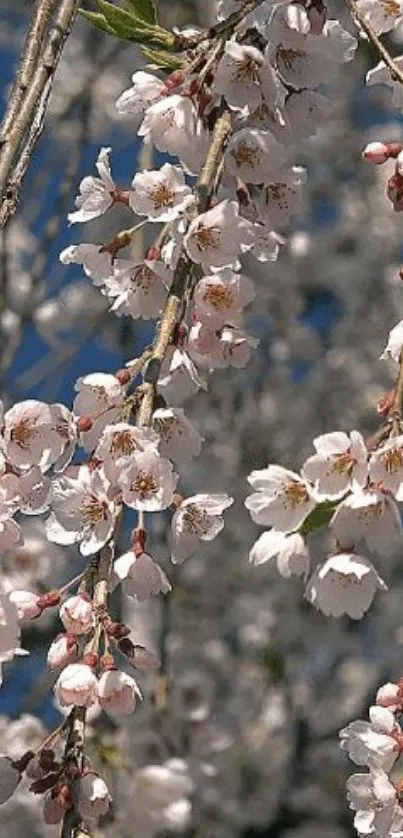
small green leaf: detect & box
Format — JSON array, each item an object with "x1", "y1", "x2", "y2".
[
  {"x1": 141, "y1": 46, "x2": 183, "y2": 70},
  {"x1": 123, "y1": 0, "x2": 157, "y2": 24},
  {"x1": 79, "y1": 8, "x2": 116, "y2": 34},
  {"x1": 300, "y1": 500, "x2": 339, "y2": 535},
  {"x1": 96, "y1": 0, "x2": 154, "y2": 33}
]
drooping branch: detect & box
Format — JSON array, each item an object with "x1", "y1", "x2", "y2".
[{"x1": 0, "y1": 0, "x2": 79, "y2": 230}]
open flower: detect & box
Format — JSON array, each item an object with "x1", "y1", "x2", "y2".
[
  {"x1": 79, "y1": 773, "x2": 111, "y2": 822},
  {"x1": 245, "y1": 465, "x2": 315, "y2": 532},
  {"x1": 302, "y1": 430, "x2": 368, "y2": 501},
  {"x1": 46, "y1": 465, "x2": 118, "y2": 557},
  {"x1": 340, "y1": 705, "x2": 398, "y2": 771},
  {"x1": 330, "y1": 487, "x2": 403, "y2": 553},
  {"x1": 171, "y1": 494, "x2": 233, "y2": 564},
  {"x1": 346, "y1": 770, "x2": 403, "y2": 838},
  {"x1": 184, "y1": 200, "x2": 254, "y2": 270},
  {"x1": 194, "y1": 269, "x2": 255, "y2": 328},
  {"x1": 68, "y1": 147, "x2": 118, "y2": 224},
  {"x1": 115, "y1": 70, "x2": 165, "y2": 117},
  {"x1": 113, "y1": 551, "x2": 171, "y2": 601},
  {"x1": 305, "y1": 552, "x2": 386, "y2": 618},
  {"x1": 119, "y1": 451, "x2": 177, "y2": 511},
  {"x1": 369, "y1": 435, "x2": 403, "y2": 499},
  {"x1": 130, "y1": 163, "x2": 193, "y2": 222},
  {"x1": 153, "y1": 407, "x2": 203, "y2": 464},
  {"x1": 249, "y1": 530, "x2": 310, "y2": 578}
]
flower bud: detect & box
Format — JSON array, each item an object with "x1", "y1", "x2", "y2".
[
  {"x1": 9, "y1": 590, "x2": 41, "y2": 620},
  {"x1": 54, "y1": 663, "x2": 98, "y2": 708},
  {"x1": 114, "y1": 368, "x2": 131, "y2": 385},
  {"x1": 97, "y1": 669, "x2": 142, "y2": 715},
  {"x1": 76, "y1": 416, "x2": 93, "y2": 433},
  {"x1": 47, "y1": 633, "x2": 78, "y2": 670},
  {"x1": 0, "y1": 757, "x2": 20, "y2": 804},
  {"x1": 362, "y1": 141, "x2": 391, "y2": 164},
  {"x1": 60, "y1": 594, "x2": 94, "y2": 636},
  {"x1": 78, "y1": 773, "x2": 111, "y2": 821},
  {"x1": 377, "y1": 682, "x2": 400, "y2": 710},
  {"x1": 37, "y1": 589, "x2": 61, "y2": 609}
]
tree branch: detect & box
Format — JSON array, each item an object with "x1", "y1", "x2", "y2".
[
  {"x1": 0, "y1": 0, "x2": 79, "y2": 230},
  {"x1": 345, "y1": 0, "x2": 403, "y2": 85}
]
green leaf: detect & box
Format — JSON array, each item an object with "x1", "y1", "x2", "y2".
[
  {"x1": 79, "y1": 8, "x2": 116, "y2": 34},
  {"x1": 300, "y1": 500, "x2": 339, "y2": 536},
  {"x1": 141, "y1": 46, "x2": 183, "y2": 70},
  {"x1": 96, "y1": 0, "x2": 154, "y2": 33},
  {"x1": 123, "y1": 0, "x2": 157, "y2": 24}
]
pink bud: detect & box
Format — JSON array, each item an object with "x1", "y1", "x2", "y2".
[
  {"x1": 377, "y1": 682, "x2": 400, "y2": 710},
  {"x1": 47, "y1": 633, "x2": 78, "y2": 670},
  {"x1": 9, "y1": 590, "x2": 41, "y2": 621},
  {"x1": 97, "y1": 669, "x2": 142, "y2": 715},
  {"x1": 0, "y1": 757, "x2": 20, "y2": 804},
  {"x1": 78, "y1": 773, "x2": 111, "y2": 821},
  {"x1": 363, "y1": 141, "x2": 391, "y2": 164},
  {"x1": 54, "y1": 663, "x2": 98, "y2": 709},
  {"x1": 59, "y1": 594, "x2": 94, "y2": 636}
]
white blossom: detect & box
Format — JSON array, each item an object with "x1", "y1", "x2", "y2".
[
  {"x1": 346, "y1": 770, "x2": 403, "y2": 838},
  {"x1": 194, "y1": 269, "x2": 255, "y2": 327},
  {"x1": 225, "y1": 129, "x2": 286, "y2": 185},
  {"x1": 46, "y1": 465, "x2": 117, "y2": 557},
  {"x1": 97, "y1": 669, "x2": 142, "y2": 715},
  {"x1": 305, "y1": 553, "x2": 386, "y2": 619},
  {"x1": 113, "y1": 551, "x2": 171, "y2": 601},
  {"x1": 153, "y1": 407, "x2": 203, "y2": 464},
  {"x1": 68, "y1": 147, "x2": 117, "y2": 224},
  {"x1": 302, "y1": 430, "x2": 368, "y2": 501},
  {"x1": 249, "y1": 530, "x2": 310, "y2": 578},
  {"x1": 369, "y1": 435, "x2": 403, "y2": 499},
  {"x1": 184, "y1": 200, "x2": 254, "y2": 270},
  {"x1": 102, "y1": 259, "x2": 171, "y2": 320},
  {"x1": 340, "y1": 705, "x2": 399, "y2": 771},
  {"x1": 119, "y1": 451, "x2": 177, "y2": 511},
  {"x1": 130, "y1": 163, "x2": 193, "y2": 222},
  {"x1": 171, "y1": 493, "x2": 233, "y2": 564},
  {"x1": 59, "y1": 244, "x2": 113, "y2": 284},
  {"x1": 380, "y1": 320, "x2": 403, "y2": 363},
  {"x1": 245, "y1": 465, "x2": 315, "y2": 532},
  {"x1": 73, "y1": 373, "x2": 125, "y2": 452},
  {"x1": 157, "y1": 345, "x2": 207, "y2": 405},
  {"x1": 331, "y1": 488, "x2": 403, "y2": 553},
  {"x1": 116, "y1": 71, "x2": 165, "y2": 118},
  {"x1": 94, "y1": 422, "x2": 159, "y2": 482},
  {"x1": 54, "y1": 662, "x2": 97, "y2": 708},
  {"x1": 356, "y1": 0, "x2": 403, "y2": 34},
  {"x1": 78, "y1": 773, "x2": 111, "y2": 822}
]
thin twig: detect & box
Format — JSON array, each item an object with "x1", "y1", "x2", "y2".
[{"x1": 345, "y1": 0, "x2": 403, "y2": 85}]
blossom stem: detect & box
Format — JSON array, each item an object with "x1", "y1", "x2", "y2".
[{"x1": 345, "y1": 0, "x2": 403, "y2": 84}]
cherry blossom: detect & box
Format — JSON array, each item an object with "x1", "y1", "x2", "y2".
[
  {"x1": 129, "y1": 163, "x2": 193, "y2": 222},
  {"x1": 346, "y1": 770, "x2": 403, "y2": 838},
  {"x1": 68, "y1": 147, "x2": 119, "y2": 224},
  {"x1": 369, "y1": 435, "x2": 403, "y2": 499},
  {"x1": 3, "y1": 400, "x2": 64, "y2": 472},
  {"x1": 46, "y1": 465, "x2": 118, "y2": 557},
  {"x1": 380, "y1": 319, "x2": 403, "y2": 364},
  {"x1": 73, "y1": 373, "x2": 125, "y2": 452},
  {"x1": 59, "y1": 594, "x2": 94, "y2": 635},
  {"x1": 115, "y1": 70, "x2": 165, "y2": 118},
  {"x1": 54, "y1": 662, "x2": 98, "y2": 708},
  {"x1": 305, "y1": 552, "x2": 386, "y2": 619},
  {"x1": 102, "y1": 258, "x2": 171, "y2": 320},
  {"x1": 376, "y1": 684, "x2": 401, "y2": 712},
  {"x1": 302, "y1": 430, "x2": 368, "y2": 501},
  {"x1": 153, "y1": 407, "x2": 203, "y2": 464},
  {"x1": 171, "y1": 493, "x2": 234, "y2": 564},
  {"x1": 249, "y1": 530, "x2": 310, "y2": 578},
  {"x1": 97, "y1": 669, "x2": 142, "y2": 715},
  {"x1": 119, "y1": 451, "x2": 177, "y2": 511},
  {"x1": 213, "y1": 41, "x2": 284, "y2": 113},
  {"x1": 8, "y1": 590, "x2": 41, "y2": 621},
  {"x1": 184, "y1": 200, "x2": 254, "y2": 270},
  {"x1": 245, "y1": 465, "x2": 316, "y2": 532},
  {"x1": 340, "y1": 705, "x2": 398, "y2": 771},
  {"x1": 47, "y1": 634, "x2": 78, "y2": 670},
  {"x1": 94, "y1": 422, "x2": 159, "y2": 481},
  {"x1": 113, "y1": 550, "x2": 171, "y2": 601},
  {"x1": 138, "y1": 95, "x2": 200, "y2": 157},
  {"x1": 356, "y1": 0, "x2": 403, "y2": 34},
  {"x1": 157, "y1": 345, "x2": 207, "y2": 405},
  {"x1": 59, "y1": 244, "x2": 113, "y2": 284},
  {"x1": 330, "y1": 488, "x2": 403, "y2": 554},
  {"x1": 193, "y1": 269, "x2": 255, "y2": 328},
  {"x1": 225, "y1": 129, "x2": 286, "y2": 185}
]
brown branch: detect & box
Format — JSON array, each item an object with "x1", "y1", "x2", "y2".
[
  {"x1": 345, "y1": 0, "x2": 403, "y2": 85},
  {"x1": 0, "y1": 0, "x2": 79, "y2": 230}
]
